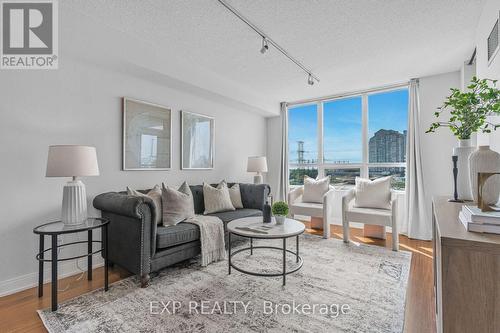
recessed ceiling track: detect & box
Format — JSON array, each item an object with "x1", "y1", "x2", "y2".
[{"x1": 216, "y1": 0, "x2": 320, "y2": 85}]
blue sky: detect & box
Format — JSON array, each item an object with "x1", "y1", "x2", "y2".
[{"x1": 288, "y1": 88, "x2": 408, "y2": 164}]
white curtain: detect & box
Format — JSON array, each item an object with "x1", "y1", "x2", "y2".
[
  {"x1": 277, "y1": 102, "x2": 289, "y2": 201},
  {"x1": 405, "y1": 79, "x2": 431, "y2": 240}
]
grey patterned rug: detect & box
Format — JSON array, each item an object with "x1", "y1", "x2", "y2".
[{"x1": 38, "y1": 235, "x2": 411, "y2": 333}]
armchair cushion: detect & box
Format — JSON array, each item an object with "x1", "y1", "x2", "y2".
[
  {"x1": 303, "y1": 176, "x2": 330, "y2": 203},
  {"x1": 354, "y1": 176, "x2": 391, "y2": 209},
  {"x1": 289, "y1": 201, "x2": 324, "y2": 217}
]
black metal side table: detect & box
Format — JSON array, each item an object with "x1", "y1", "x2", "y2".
[{"x1": 33, "y1": 217, "x2": 109, "y2": 311}]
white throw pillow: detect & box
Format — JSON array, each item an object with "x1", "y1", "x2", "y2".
[
  {"x1": 354, "y1": 176, "x2": 392, "y2": 209},
  {"x1": 220, "y1": 181, "x2": 244, "y2": 209},
  {"x1": 127, "y1": 185, "x2": 163, "y2": 225},
  {"x1": 161, "y1": 182, "x2": 195, "y2": 226},
  {"x1": 302, "y1": 176, "x2": 330, "y2": 203},
  {"x1": 203, "y1": 182, "x2": 236, "y2": 214}
]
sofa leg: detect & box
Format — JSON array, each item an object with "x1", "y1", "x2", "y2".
[{"x1": 140, "y1": 274, "x2": 150, "y2": 288}]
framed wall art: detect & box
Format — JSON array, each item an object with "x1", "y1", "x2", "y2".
[
  {"x1": 123, "y1": 98, "x2": 172, "y2": 170},
  {"x1": 181, "y1": 111, "x2": 215, "y2": 169}
]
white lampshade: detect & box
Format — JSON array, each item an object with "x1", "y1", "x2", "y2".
[
  {"x1": 247, "y1": 156, "x2": 268, "y2": 173},
  {"x1": 46, "y1": 145, "x2": 99, "y2": 177}
]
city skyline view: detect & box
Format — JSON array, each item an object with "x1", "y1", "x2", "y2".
[{"x1": 288, "y1": 88, "x2": 409, "y2": 164}]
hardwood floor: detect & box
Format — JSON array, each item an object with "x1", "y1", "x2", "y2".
[{"x1": 0, "y1": 225, "x2": 435, "y2": 333}]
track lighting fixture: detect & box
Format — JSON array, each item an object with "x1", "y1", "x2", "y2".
[
  {"x1": 307, "y1": 74, "x2": 314, "y2": 85},
  {"x1": 260, "y1": 37, "x2": 269, "y2": 54},
  {"x1": 217, "y1": 0, "x2": 320, "y2": 86}
]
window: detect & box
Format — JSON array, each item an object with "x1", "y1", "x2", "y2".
[
  {"x1": 487, "y1": 17, "x2": 499, "y2": 62},
  {"x1": 323, "y1": 97, "x2": 362, "y2": 164},
  {"x1": 288, "y1": 104, "x2": 318, "y2": 185},
  {"x1": 288, "y1": 86, "x2": 409, "y2": 189}
]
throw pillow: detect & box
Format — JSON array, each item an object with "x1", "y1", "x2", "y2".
[
  {"x1": 302, "y1": 175, "x2": 330, "y2": 203},
  {"x1": 221, "y1": 181, "x2": 244, "y2": 209},
  {"x1": 354, "y1": 176, "x2": 392, "y2": 209},
  {"x1": 203, "y1": 181, "x2": 235, "y2": 214},
  {"x1": 161, "y1": 182, "x2": 195, "y2": 226},
  {"x1": 127, "y1": 185, "x2": 162, "y2": 225}
]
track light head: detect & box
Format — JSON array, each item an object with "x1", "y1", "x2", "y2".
[
  {"x1": 260, "y1": 38, "x2": 269, "y2": 54},
  {"x1": 307, "y1": 74, "x2": 314, "y2": 85}
]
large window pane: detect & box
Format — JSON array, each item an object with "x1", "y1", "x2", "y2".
[
  {"x1": 368, "y1": 89, "x2": 408, "y2": 163},
  {"x1": 325, "y1": 168, "x2": 360, "y2": 186},
  {"x1": 323, "y1": 97, "x2": 362, "y2": 164},
  {"x1": 369, "y1": 167, "x2": 406, "y2": 190},
  {"x1": 289, "y1": 168, "x2": 318, "y2": 185},
  {"x1": 288, "y1": 104, "x2": 318, "y2": 165}
]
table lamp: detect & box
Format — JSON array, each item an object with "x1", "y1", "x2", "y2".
[
  {"x1": 247, "y1": 156, "x2": 267, "y2": 184},
  {"x1": 46, "y1": 145, "x2": 99, "y2": 225}
]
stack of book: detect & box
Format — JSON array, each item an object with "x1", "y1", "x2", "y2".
[{"x1": 459, "y1": 205, "x2": 500, "y2": 234}]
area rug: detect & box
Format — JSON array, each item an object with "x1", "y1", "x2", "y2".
[{"x1": 38, "y1": 235, "x2": 411, "y2": 332}]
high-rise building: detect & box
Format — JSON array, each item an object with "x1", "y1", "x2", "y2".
[{"x1": 369, "y1": 129, "x2": 406, "y2": 163}]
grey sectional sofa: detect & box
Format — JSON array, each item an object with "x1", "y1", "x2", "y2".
[{"x1": 93, "y1": 183, "x2": 270, "y2": 287}]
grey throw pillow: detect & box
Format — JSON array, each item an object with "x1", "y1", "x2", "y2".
[
  {"x1": 127, "y1": 185, "x2": 162, "y2": 225},
  {"x1": 161, "y1": 182, "x2": 195, "y2": 226},
  {"x1": 221, "y1": 181, "x2": 244, "y2": 209},
  {"x1": 203, "y1": 181, "x2": 235, "y2": 214}
]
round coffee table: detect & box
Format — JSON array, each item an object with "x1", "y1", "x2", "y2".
[{"x1": 227, "y1": 216, "x2": 305, "y2": 286}]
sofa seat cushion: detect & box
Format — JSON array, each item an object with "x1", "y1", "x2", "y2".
[
  {"x1": 156, "y1": 223, "x2": 200, "y2": 249},
  {"x1": 208, "y1": 208, "x2": 262, "y2": 223}
]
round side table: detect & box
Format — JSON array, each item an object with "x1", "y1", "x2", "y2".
[{"x1": 33, "y1": 217, "x2": 110, "y2": 311}]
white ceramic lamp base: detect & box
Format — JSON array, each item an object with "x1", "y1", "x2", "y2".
[
  {"x1": 61, "y1": 180, "x2": 88, "y2": 225},
  {"x1": 253, "y1": 173, "x2": 263, "y2": 184}
]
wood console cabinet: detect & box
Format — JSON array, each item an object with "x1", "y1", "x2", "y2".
[{"x1": 432, "y1": 197, "x2": 500, "y2": 333}]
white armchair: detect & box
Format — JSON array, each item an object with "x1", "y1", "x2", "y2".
[
  {"x1": 341, "y1": 188, "x2": 399, "y2": 251},
  {"x1": 288, "y1": 186, "x2": 335, "y2": 239}
]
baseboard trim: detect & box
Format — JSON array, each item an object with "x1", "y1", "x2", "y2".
[{"x1": 0, "y1": 259, "x2": 104, "y2": 297}]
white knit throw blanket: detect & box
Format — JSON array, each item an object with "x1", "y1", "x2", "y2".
[{"x1": 183, "y1": 215, "x2": 226, "y2": 266}]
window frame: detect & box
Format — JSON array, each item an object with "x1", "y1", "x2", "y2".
[{"x1": 287, "y1": 85, "x2": 409, "y2": 188}]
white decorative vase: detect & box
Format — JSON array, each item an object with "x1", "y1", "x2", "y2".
[
  {"x1": 453, "y1": 139, "x2": 475, "y2": 201},
  {"x1": 275, "y1": 215, "x2": 285, "y2": 225},
  {"x1": 469, "y1": 145, "x2": 500, "y2": 205}
]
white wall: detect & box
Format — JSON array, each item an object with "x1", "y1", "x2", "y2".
[
  {"x1": 0, "y1": 57, "x2": 266, "y2": 295},
  {"x1": 474, "y1": 0, "x2": 500, "y2": 151}
]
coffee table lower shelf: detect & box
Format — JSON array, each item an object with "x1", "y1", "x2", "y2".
[{"x1": 227, "y1": 233, "x2": 303, "y2": 286}]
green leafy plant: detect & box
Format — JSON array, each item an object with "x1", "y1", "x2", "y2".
[
  {"x1": 272, "y1": 201, "x2": 289, "y2": 216},
  {"x1": 426, "y1": 77, "x2": 500, "y2": 140}
]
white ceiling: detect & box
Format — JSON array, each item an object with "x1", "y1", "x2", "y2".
[{"x1": 64, "y1": 0, "x2": 485, "y2": 115}]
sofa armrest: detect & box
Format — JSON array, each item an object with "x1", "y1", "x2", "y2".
[
  {"x1": 287, "y1": 186, "x2": 304, "y2": 205},
  {"x1": 93, "y1": 192, "x2": 155, "y2": 219},
  {"x1": 93, "y1": 192, "x2": 157, "y2": 279}
]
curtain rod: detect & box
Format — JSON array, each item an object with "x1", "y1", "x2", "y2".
[{"x1": 285, "y1": 81, "x2": 410, "y2": 106}]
